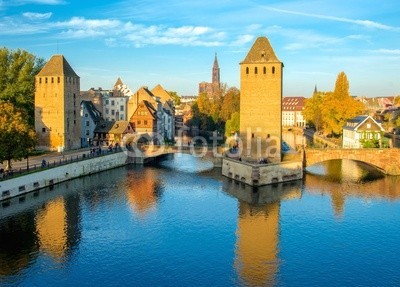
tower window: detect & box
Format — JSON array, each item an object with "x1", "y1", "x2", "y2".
[
  {"x1": 42, "y1": 128, "x2": 46, "y2": 133},
  {"x1": 39, "y1": 78, "x2": 42, "y2": 84},
  {"x1": 272, "y1": 66, "x2": 275, "y2": 74},
  {"x1": 58, "y1": 77, "x2": 60, "y2": 83},
  {"x1": 255, "y1": 67, "x2": 258, "y2": 74},
  {"x1": 51, "y1": 77, "x2": 54, "y2": 83},
  {"x1": 246, "y1": 67, "x2": 249, "y2": 74},
  {"x1": 45, "y1": 77, "x2": 48, "y2": 84},
  {"x1": 263, "y1": 67, "x2": 266, "y2": 74}
]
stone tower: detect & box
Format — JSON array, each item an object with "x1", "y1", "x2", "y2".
[
  {"x1": 35, "y1": 55, "x2": 81, "y2": 151},
  {"x1": 239, "y1": 37, "x2": 283, "y2": 162}
]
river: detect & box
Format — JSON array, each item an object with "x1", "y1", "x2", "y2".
[{"x1": 1, "y1": 153, "x2": 400, "y2": 286}]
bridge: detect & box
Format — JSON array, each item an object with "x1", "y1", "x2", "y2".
[
  {"x1": 303, "y1": 148, "x2": 400, "y2": 175},
  {"x1": 127, "y1": 145, "x2": 225, "y2": 167}
]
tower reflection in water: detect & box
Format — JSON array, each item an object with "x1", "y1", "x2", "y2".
[
  {"x1": 0, "y1": 179, "x2": 83, "y2": 277},
  {"x1": 223, "y1": 179, "x2": 302, "y2": 286}
]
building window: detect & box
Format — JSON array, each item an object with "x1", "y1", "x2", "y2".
[
  {"x1": 111, "y1": 100, "x2": 115, "y2": 106},
  {"x1": 255, "y1": 67, "x2": 258, "y2": 74},
  {"x1": 39, "y1": 78, "x2": 42, "y2": 84},
  {"x1": 105, "y1": 109, "x2": 109, "y2": 114},
  {"x1": 86, "y1": 121, "x2": 90, "y2": 126},
  {"x1": 51, "y1": 77, "x2": 54, "y2": 83},
  {"x1": 45, "y1": 77, "x2": 48, "y2": 84},
  {"x1": 106, "y1": 100, "x2": 109, "y2": 105},
  {"x1": 111, "y1": 110, "x2": 115, "y2": 115},
  {"x1": 85, "y1": 113, "x2": 88, "y2": 117},
  {"x1": 246, "y1": 67, "x2": 249, "y2": 74},
  {"x1": 58, "y1": 77, "x2": 60, "y2": 83},
  {"x1": 272, "y1": 66, "x2": 275, "y2": 74},
  {"x1": 144, "y1": 120, "x2": 148, "y2": 125},
  {"x1": 86, "y1": 130, "x2": 90, "y2": 136},
  {"x1": 138, "y1": 120, "x2": 141, "y2": 125},
  {"x1": 120, "y1": 105, "x2": 124, "y2": 111},
  {"x1": 42, "y1": 128, "x2": 46, "y2": 133},
  {"x1": 367, "y1": 123, "x2": 371, "y2": 129},
  {"x1": 263, "y1": 66, "x2": 266, "y2": 74}
]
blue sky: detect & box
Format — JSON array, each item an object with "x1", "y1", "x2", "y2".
[{"x1": 1, "y1": 0, "x2": 399, "y2": 97}]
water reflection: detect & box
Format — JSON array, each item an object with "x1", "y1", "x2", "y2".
[
  {"x1": 223, "y1": 179, "x2": 302, "y2": 286},
  {"x1": 306, "y1": 159, "x2": 400, "y2": 216},
  {"x1": 123, "y1": 167, "x2": 163, "y2": 217}
]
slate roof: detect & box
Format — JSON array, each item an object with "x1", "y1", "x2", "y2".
[
  {"x1": 81, "y1": 100, "x2": 103, "y2": 123},
  {"x1": 94, "y1": 120, "x2": 114, "y2": 133},
  {"x1": 37, "y1": 55, "x2": 79, "y2": 77},
  {"x1": 94, "y1": 120, "x2": 132, "y2": 134},
  {"x1": 343, "y1": 115, "x2": 384, "y2": 131},
  {"x1": 241, "y1": 36, "x2": 280, "y2": 64}
]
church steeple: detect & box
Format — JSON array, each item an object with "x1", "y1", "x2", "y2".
[{"x1": 212, "y1": 53, "x2": 220, "y2": 86}]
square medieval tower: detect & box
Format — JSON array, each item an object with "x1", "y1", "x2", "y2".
[
  {"x1": 239, "y1": 37, "x2": 283, "y2": 162},
  {"x1": 35, "y1": 55, "x2": 81, "y2": 151}
]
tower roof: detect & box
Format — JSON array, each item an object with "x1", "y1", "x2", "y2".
[
  {"x1": 37, "y1": 55, "x2": 79, "y2": 77},
  {"x1": 114, "y1": 77, "x2": 123, "y2": 88},
  {"x1": 213, "y1": 53, "x2": 219, "y2": 68},
  {"x1": 241, "y1": 36, "x2": 280, "y2": 64}
]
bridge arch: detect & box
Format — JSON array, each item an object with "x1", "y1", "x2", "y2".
[{"x1": 304, "y1": 148, "x2": 400, "y2": 175}]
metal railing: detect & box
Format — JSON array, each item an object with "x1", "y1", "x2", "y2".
[{"x1": 0, "y1": 147, "x2": 123, "y2": 182}]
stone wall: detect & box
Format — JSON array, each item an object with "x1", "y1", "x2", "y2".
[
  {"x1": 222, "y1": 158, "x2": 303, "y2": 186},
  {"x1": 0, "y1": 152, "x2": 128, "y2": 201}
]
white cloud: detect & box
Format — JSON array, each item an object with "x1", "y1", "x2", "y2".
[
  {"x1": 374, "y1": 49, "x2": 400, "y2": 55},
  {"x1": 261, "y1": 7, "x2": 400, "y2": 31},
  {"x1": 12, "y1": 0, "x2": 65, "y2": 5},
  {"x1": 22, "y1": 12, "x2": 52, "y2": 20},
  {"x1": 230, "y1": 34, "x2": 254, "y2": 46}
]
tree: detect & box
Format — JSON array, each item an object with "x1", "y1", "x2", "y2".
[
  {"x1": 321, "y1": 72, "x2": 364, "y2": 136},
  {"x1": 225, "y1": 112, "x2": 240, "y2": 137},
  {"x1": 0, "y1": 102, "x2": 36, "y2": 170},
  {"x1": 220, "y1": 87, "x2": 240, "y2": 122},
  {"x1": 0, "y1": 47, "x2": 45, "y2": 126},
  {"x1": 168, "y1": 91, "x2": 181, "y2": 105},
  {"x1": 303, "y1": 91, "x2": 324, "y2": 131}
]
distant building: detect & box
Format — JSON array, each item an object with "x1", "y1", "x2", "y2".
[
  {"x1": 239, "y1": 37, "x2": 283, "y2": 161},
  {"x1": 198, "y1": 53, "x2": 221, "y2": 97},
  {"x1": 102, "y1": 78, "x2": 131, "y2": 121},
  {"x1": 282, "y1": 97, "x2": 306, "y2": 127},
  {"x1": 35, "y1": 55, "x2": 81, "y2": 151},
  {"x1": 80, "y1": 100, "x2": 103, "y2": 147},
  {"x1": 342, "y1": 115, "x2": 384, "y2": 148}
]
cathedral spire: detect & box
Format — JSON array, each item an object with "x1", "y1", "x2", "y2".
[{"x1": 212, "y1": 53, "x2": 220, "y2": 86}]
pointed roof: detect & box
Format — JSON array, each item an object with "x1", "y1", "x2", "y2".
[
  {"x1": 314, "y1": 85, "x2": 318, "y2": 94},
  {"x1": 213, "y1": 53, "x2": 219, "y2": 68},
  {"x1": 114, "y1": 77, "x2": 123, "y2": 88},
  {"x1": 241, "y1": 36, "x2": 280, "y2": 64},
  {"x1": 37, "y1": 54, "x2": 79, "y2": 77},
  {"x1": 151, "y1": 84, "x2": 172, "y2": 103}
]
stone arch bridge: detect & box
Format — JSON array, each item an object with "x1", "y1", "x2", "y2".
[{"x1": 304, "y1": 148, "x2": 400, "y2": 175}]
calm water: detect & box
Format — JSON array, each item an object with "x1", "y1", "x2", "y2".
[{"x1": 1, "y1": 154, "x2": 400, "y2": 287}]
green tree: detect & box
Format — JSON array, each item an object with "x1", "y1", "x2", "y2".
[
  {"x1": 167, "y1": 91, "x2": 181, "y2": 105},
  {"x1": 303, "y1": 91, "x2": 324, "y2": 131},
  {"x1": 0, "y1": 47, "x2": 45, "y2": 126},
  {"x1": 321, "y1": 72, "x2": 364, "y2": 136},
  {"x1": 0, "y1": 102, "x2": 37, "y2": 170},
  {"x1": 225, "y1": 112, "x2": 240, "y2": 137}
]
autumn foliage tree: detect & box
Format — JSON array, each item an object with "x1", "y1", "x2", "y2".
[
  {"x1": 321, "y1": 72, "x2": 364, "y2": 136},
  {"x1": 0, "y1": 102, "x2": 36, "y2": 170},
  {"x1": 303, "y1": 91, "x2": 324, "y2": 131}
]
